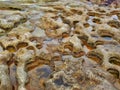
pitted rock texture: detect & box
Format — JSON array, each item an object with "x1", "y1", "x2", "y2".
[{"x1": 0, "y1": 0, "x2": 120, "y2": 90}]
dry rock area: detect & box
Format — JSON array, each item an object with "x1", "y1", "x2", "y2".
[{"x1": 0, "y1": 0, "x2": 120, "y2": 90}]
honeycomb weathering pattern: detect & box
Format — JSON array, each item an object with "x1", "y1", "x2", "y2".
[{"x1": 0, "y1": 0, "x2": 120, "y2": 90}]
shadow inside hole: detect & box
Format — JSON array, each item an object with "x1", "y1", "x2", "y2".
[
  {"x1": 107, "y1": 68, "x2": 119, "y2": 79},
  {"x1": 109, "y1": 56, "x2": 120, "y2": 66},
  {"x1": 102, "y1": 36, "x2": 112, "y2": 40}
]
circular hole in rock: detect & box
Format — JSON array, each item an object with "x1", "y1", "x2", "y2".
[
  {"x1": 107, "y1": 68, "x2": 119, "y2": 79},
  {"x1": 6, "y1": 45, "x2": 16, "y2": 52},
  {"x1": 102, "y1": 36, "x2": 112, "y2": 40},
  {"x1": 109, "y1": 56, "x2": 120, "y2": 66},
  {"x1": 17, "y1": 42, "x2": 28, "y2": 49},
  {"x1": 87, "y1": 51, "x2": 103, "y2": 64}
]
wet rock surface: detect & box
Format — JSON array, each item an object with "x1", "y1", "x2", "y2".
[{"x1": 0, "y1": 0, "x2": 120, "y2": 90}]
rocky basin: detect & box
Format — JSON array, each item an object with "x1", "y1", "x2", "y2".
[{"x1": 0, "y1": 0, "x2": 120, "y2": 90}]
